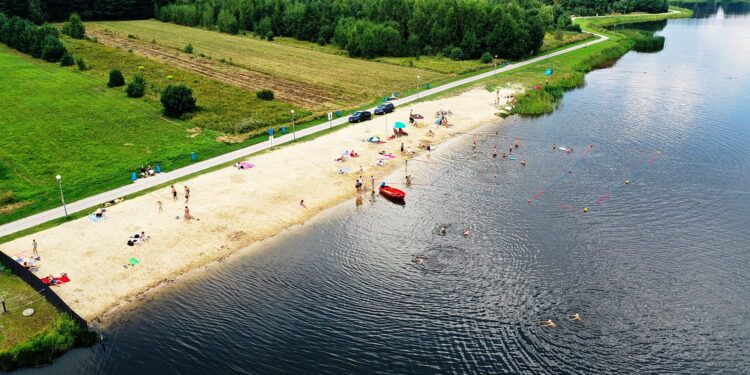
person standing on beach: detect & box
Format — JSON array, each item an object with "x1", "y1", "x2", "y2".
[
  {"x1": 300, "y1": 200, "x2": 306, "y2": 208},
  {"x1": 184, "y1": 185, "x2": 191, "y2": 203},
  {"x1": 401, "y1": 142, "x2": 405, "y2": 153},
  {"x1": 157, "y1": 201, "x2": 163, "y2": 213},
  {"x1": 184, "y1": 206, "x2": 191, "y2": 221},
  {"x1": 370, "y1": 176, "x2": 375, "y2": 192},
  {"x1": 171, "y1": 185, "x2": 177, "y2": 202},
  {"x1": 32, "y1": 239, "x2": 39, "y2": 259},
  {"x1": 356, "y1": 176, "x2": 363, "y2": 192}
]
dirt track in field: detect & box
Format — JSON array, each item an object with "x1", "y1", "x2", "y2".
[{"x1": 87, "y1": 29, "x2": 342, "y2": 109}]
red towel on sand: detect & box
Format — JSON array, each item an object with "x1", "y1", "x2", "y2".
[{"x1": 40, "y1": 275, "x2": 70, "y2": 285}]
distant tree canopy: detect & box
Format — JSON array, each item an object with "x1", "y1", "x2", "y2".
[
  {"x1": 0, "y1": 0, "x2": 158, "y2": 22},
  {"x1": 0, "y1": 12, "x2": 68, "y2": 62}
]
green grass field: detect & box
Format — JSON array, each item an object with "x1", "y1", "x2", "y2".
[
  {"x1": 87, "y1": 20, "x2": 448, "y2": 108},
  {"x1": 0, "y1": 274, "x2": 58, "y2": 352},
  {"x1": 0, "y1": 44, "x2": 253, "y2": 224},
  {"x1": 62, "y1": 37, "x2": 306, "y2": 134}
]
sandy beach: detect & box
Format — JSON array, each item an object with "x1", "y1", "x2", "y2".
[{"x1": 0, "y1": 87, "x2": 516, "y2": 323}]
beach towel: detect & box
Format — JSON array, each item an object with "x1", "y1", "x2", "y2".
[
  {"x1": 238, "y1": 162, "x2": 255, "y2": 169},
  {"x1": 41, "y1": 275, "x2": 70, "y2": 286},
  {"x1": 129, "y1": 258, "x2": 140, "y2": 265},
  {"x1": 88, "y1": 214, "x2": 109, "y2": 222}
]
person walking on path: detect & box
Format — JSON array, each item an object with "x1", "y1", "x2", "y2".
[
  {"x1": 184, "y1": 185, "x2": 191, "y2": 203},
  {"x1": 171, "y1": 185, "x2": 178, "y2": 202},
  {"x1": 32, "y1": 239, "x2": 39, "y2": 259}
]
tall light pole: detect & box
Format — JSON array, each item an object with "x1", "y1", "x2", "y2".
[
  {"x1": 291, "y1": 109, "x2": 296, "y2": 141},
  {"x1": 385, "y1": 112, "x2": 389, "y2": 135},
  {"x1": 494, "y1": 55, "x2": 498, "y2": 70},
  {"x1": 55, "y1": 175, "x2": 68, "y2": 218},
  {"x1": 416, "y1": 75, "x2": 421, "y2": 99}
]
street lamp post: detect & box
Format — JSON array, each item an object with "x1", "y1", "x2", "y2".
[
  {"x1": 385, "y1": 112, "x2": 388, "y2": 135},
  {"x1": 55, "y1": 175, "x2": 68, "y2": 218},
  {"x1": 494, "y1": 55, "x2": 498, "y2": 70},
  {"x1": 291, "y1": 109, "x2": 296, "y2": 140},
  {"x1": 416, "y1": 75, "x2": 421, "y2": 99}
]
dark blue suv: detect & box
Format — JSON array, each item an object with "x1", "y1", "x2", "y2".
[
  {"x1": 348, "y1": 111, "x2": 372, "y2": 123},
  {"x1": 374, "y1": 102, "x2": 395, "y2": 115}
]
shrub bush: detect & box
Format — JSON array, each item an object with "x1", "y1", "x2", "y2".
[
  {"x1": 126, "y1": 73, "x2": 146, "y2": 98},
  {"x1": 480, "y1": 52, "x2": 492, "y2": 64},
  {"x1": 449, "y1": 47, "x2": 464, "y2": 61},
  {"x1": 75, "y1": 56, "x2": 87, "y2": 70},
  {"x1": 183, "y1": 43, "x2": 194, "y2": 53},
  {"x1": 256, "y1": 89, "x2": 274, "y2": 101},
  {"x1": 160, "y1": 84, "x2": 197, "y2": 117},
  {"x1": 108, "y1": 69, "x2": 125, "y2": 87},
  {"x1": 266, "y1": 31, "x2": 274, "y2": 41},
  {"x1": 61, "y1": 13, "x2": 85, "y2": 39},
  {"x1": 59, "y1": 51, "x2": 74, "y2": 67},
  {"x1": 40, "y1": 35, "x2": 67, "y2": 62}
]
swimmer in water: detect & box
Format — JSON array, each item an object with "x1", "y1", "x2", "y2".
[
  {"x1": 568, "y1": 313, "x2": 581, "y2": 321},
  {"x1": 463, "y1": 229, "x2": 470, "y2": 237},
  {"x1": 501, "y1": 153, "x2": 508, "y2": 159},
  {"x1": 515, "y1": 139, "x2": 520, "y2": 148},
  {"x1": 492, "y1": 147, "x2": 498, "y2": 158},
  {"x1": 439, "y1": 226, "x2": 447, "y2": 235},
  {"x1": 540, "y1": 319, "x2": 557, "y2": 327},
  {"x1": 552, "y1": 143, "x2": 557, "y2": 150},
  {"x1": 520, "y1": 159, "x2": 527, "y2": 167},
  {"x1": 414, "y1": 257, "x2": 427, "y2": 264}
]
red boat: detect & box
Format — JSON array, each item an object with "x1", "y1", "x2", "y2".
[{"x1": 379, "y1": 185, "x2": 406, "y2": 199}]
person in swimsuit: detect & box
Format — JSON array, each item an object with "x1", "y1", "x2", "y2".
[
  {"x1": 521, "y1": 160, "x2": 527, "y2": 167},
  {"x1": 171, "y1": 185, "x2": 177, "y2": 202},
  {"x1": 184, "y1": 206, "x2": 192, "y2": 221},
  {"x1": 439, "y1": 226, "x2": 447, "y2": 235},
  {"x1": 492, "y1": 147, "x2": 498, "y2": 158},
  {"x1": 552, "y1": 143, "x2": 557, "y2": 150},
  {"x1": 414, "y1": 257, "x2": 427, "y2": 264},
  {"x1": 540, "y1": 319, "x2": 557, "y2": 327},
  {"x1": 568, "y1": 313, "x2": 581, "y2": 321},
  {"x1": 184, "y1": 186, "x2": 191, "y2": 203},
  {"x1": 300, "y1": 200, "x2": 306, "y2": 208},
  {"x1": 463, "y1": 229, "x2": 470, "y2": 237}
]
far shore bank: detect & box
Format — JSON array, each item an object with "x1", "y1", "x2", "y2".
[{"x1": 0, "y1": 87, "x2": 516, "y2": 323}]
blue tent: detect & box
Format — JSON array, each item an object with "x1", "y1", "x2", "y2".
[{"x1": 544, "y1": 69, "x2": 553, "y2": 75}]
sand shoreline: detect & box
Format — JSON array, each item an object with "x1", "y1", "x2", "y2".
[{"x1": 1, "y1": 87, "x2": 517, "y2": 325}]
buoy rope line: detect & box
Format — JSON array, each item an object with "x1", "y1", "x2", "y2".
[{"x1": 528, "y1": 144, "x2": 595, "y2": 203}]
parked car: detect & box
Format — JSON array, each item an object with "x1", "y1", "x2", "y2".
[
  {"x1": 348, "y1": 111, "x2": 372, "y2": 123},
  {"x1": 374, "y1": 102, "x2": 395, "y2": 115}
]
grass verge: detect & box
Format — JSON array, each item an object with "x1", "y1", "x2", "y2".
[{"x1": 0, "y1": 273, "x2": 96, "y2": 371}]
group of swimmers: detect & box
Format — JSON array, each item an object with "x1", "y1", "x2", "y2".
[
  {"x1": 414, "y1": 226, "x2": 470, "y2": 263},
  {"x1": 540, "y1": 313, "x2": 581, "y2": 327}
]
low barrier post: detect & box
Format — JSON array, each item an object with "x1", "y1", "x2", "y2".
[{"x1": 1, "y1": 297, "x2": 6, "y2": 314}]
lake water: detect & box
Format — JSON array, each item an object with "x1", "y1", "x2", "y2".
[{"x1": 18, "y1": 8, "x2": 750, "y2": 375}]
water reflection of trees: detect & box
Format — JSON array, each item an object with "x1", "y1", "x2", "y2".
[{"x1": 672, "y1": 1, "x2": 749, "y2": 18}]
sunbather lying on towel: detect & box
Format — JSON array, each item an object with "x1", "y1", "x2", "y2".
[{"x1": 41, "y1": 273, "x2": 70, "y2": 286}]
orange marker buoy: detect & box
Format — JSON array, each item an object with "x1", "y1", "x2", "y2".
[
  {"x1": 528, "y1": 199, "x2": 532, "y2": 203},
  {"x1": 583, "y1": 207, "x2": 589, "y2": 212}
]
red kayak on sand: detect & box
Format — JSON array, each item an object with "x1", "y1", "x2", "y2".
[{"x1": 379, "y1": 185, "x2": 406, "y2": 199}]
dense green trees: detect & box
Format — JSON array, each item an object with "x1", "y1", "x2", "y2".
[
  {"x1": 0, "y1": 12, "x2": 68, "y2": 62},
  {"x1": 0, "y1": 0, "x2": 156, "y2": 22},
  {"x1": 157, "y1": 0, "x2": 557, "y2": 59}
]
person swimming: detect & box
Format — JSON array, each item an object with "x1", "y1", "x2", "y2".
[
  {"x1": 540, "y1": 319, "x2": 557, "y2": 327},
  {"x1": 568, "y1": 313, "x2": 581, "y2": 321},
  {"x1": 552, "y1": 143, "x2": 557, "y2": 150},
  {"x1": 520, "y1": 159, "x2": 527, "y2": 167},
  {"x1": 463, "y1": 229, "x2": 470, "y2": 237},
  {"x1": 414, "y1": 257, "x2": 427, "y2": 264},
  {"x1": 492, "y1": 147, "x2": 497, "y2": 158},
  {"x1": 439, "y1": 226, "x2": 447, "y2": 235},
  {"x1": 501, "y1": 153, "x2": 508, "y2": 159}
]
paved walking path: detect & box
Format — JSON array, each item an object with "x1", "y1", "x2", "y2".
[{"x1": 0, "y1": 32, "x2": 608, "y2": 239}]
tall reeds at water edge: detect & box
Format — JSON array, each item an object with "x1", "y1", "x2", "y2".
[{"x1": 513, "y1": 40, "x2": 635, "y2": 116}]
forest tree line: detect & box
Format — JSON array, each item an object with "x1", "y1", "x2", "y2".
[{"x1": 1, "y1": 0, "x2": 669, "y2": 60}]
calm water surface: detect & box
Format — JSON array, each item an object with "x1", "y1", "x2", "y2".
[{"x1": 19, "y1": 9, "x2": 750, "y2": 375}]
